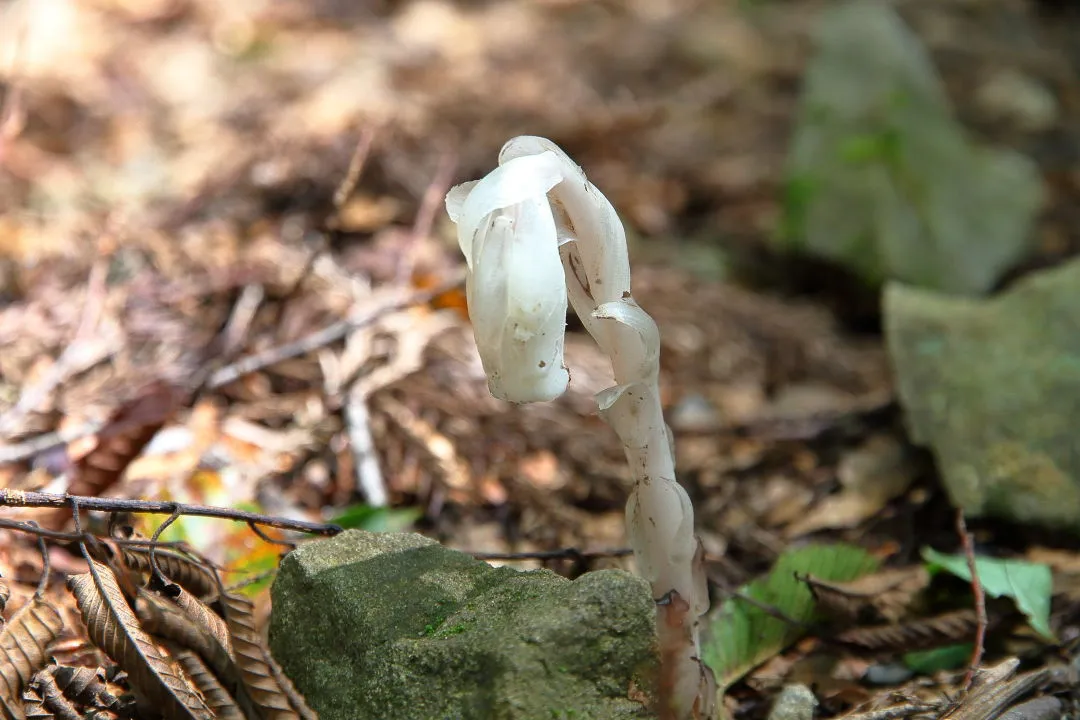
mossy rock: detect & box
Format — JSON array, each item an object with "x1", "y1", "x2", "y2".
[
  {"x1": 885, "y1": 258, "x2": 1080, "y2": 528},
  {"x1": 269, "y1": 530, "x2": 657, "y2": 719},
  {"x1": 781, "y1": 0, "x2": 1041, "y2": 294}
]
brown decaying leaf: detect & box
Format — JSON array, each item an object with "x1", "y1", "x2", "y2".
[
  {"x1": 67, "y1": 382, "x2": 183, "y2": 499},
  {"x1": 219, "y1": 591, "x2": 318, "y2": 720},
  {"x1": 170, "y1": 645, "x2": 245, "y2": 720},
  {"x1": 0, "y1": 594, "x2": 64, "y2": 720},
  {"x1": 942, "y1": 661, "x2": 1050, "y2": 720},
  {"x1": 804, "y1": 566, "x2": 930, "y2": 624},
  {"x1": 18, "y1": 685, "x2": 50, "y2": 720},
  {"x1": 135, "y1": 588, "x2": 235, "y2": 685},
  {"x1": 65, "y1": 561, "x2": 214, "y2": 720},
  {"x1": 834, "y1": 608, "x2": 981, "y2": 654},
  {"x1": 39, "y1": 383, "x2": 184, "y2": 531},
  {"x1": 119, "y1": 547, "x2": 219, "y2": 602},
  {"x1": 46, "y1": 666, "x2": 121, "y2": 714},
  {"x1": 786, "y1": 435, "x2": 913, "y2": 536},
  {"x1": 172, "y1": 588, "x2": 232, "y2": 660},
  {"x1": 26, "y1": 671, "x2": 79, "y2": 720}
]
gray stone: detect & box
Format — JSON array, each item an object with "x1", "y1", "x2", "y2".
[
  {"x1": 781, "y1": 0, "x2": 1042, "y2": 294},
  {"x1": 269, "y1": 530, "x2": 657, "y2": 720},
  {"x1": 767, "y1": 684, "x2": 817, "y2": 720},
  {"x1": 884, "y1": 258, "x2": 1080, "y2": 529}
]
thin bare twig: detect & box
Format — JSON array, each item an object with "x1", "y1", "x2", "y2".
[
  {"x1": 957, "y1": 509, "x2": 987, "y2": 691},
  {"x1": 31, "y1": 527, "x2": 50, "y2": 597},
  {"x1": 0, "y1": 489, "x2": 341, "y2": 536},
  {"x1": 332, "y1": 126, "x2": 377, "y2": 211},
  {"x1": 247, "y1": 520, "x2": 295, "y2": 550},
  {"x1": 945, "y1": 663, "x2": 1049, "y2": 720},
  {"x1": 838, "y1": 702, "x2": 942, "y2": 720},
  {"x1": 397, "y1": 150, "x2": 457, "y2": 284},
  {"x1": 0, "y1": 419, "x2": 104, "y2": 464},
  {"x1": 219, "y1": 283, "x2": 266, "y2": 359},
  {"x1": 206, "y1": 270, "x2": 464, "y2": 389},
  {"x1": 0, "y1": 245, "x2": 115, "y2": 438},
  {"x1": 708, "y1": 569, "x2": 809, "y2": 630},
  {"x1": 0, "y1": 518, "x2": 216, "y2": 564},
  {"x1": 148, "y1": 508, "x2": 182, "y2": 588},
  {"x1": 471, "y1": 547, "x2": 634, "y2": 562},
  {"x1": 345, "y1": 387, "x2": 387, "y2": 507},
  {"x1": 732, "y1": 589, "x2": 810, "y2": 629}
]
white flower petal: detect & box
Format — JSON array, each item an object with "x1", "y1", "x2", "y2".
[
  {"x1": 444, "y1": 181, "x2": 478, "y2": 223},
  {"x1": 457, "y1": 152, "x2": 563, "y2": 269},
  {"x1": 593, "y1": 298, "x2": 661, "y2": 381},
  {"x1": 465, "y1": 196, "x2": 568, "y2": 404},
  {"x1": 501, "y1": 136, "x2": 631, "y2": 305},
  {"x1": 467, "y1": 213, "x2": 511, "y2": 354}
]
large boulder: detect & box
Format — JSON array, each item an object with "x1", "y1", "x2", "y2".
[
  {"x1": 781, "y1": 0, "x2": 1042, "y2": 294},
  {"x1": 884, "y1": 258, "x2": 1080, "y2": 528},
  {"x1": 269, "y1": 530, "x2": 656, "y2": 720}
]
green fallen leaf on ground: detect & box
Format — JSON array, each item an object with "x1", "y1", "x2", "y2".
[
  {"x1": 330, "y1": 504, "x2": 421, "y2": 533},
  {"x1": 922, "y1": 547, "x2": 1054, "y2": 640},
  {"x1": 702, "y1": 543, "x2": 880, "y2": 692},
  {"x1": 903, "y1": 643, "x2": 972, "y2": 674}
]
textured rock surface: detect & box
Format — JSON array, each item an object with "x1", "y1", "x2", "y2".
[
  {"x1": 781, "y1": 0, "x2": 1042, "y2": 294},
  {"x1": 885, "y1": 258, "x2": 1080, "y2": 528},
  {"x1": 269, "y1": 530, "x2": 656, "y2": 720}
]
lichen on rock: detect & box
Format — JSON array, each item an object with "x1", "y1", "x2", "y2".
[
  {"x1": 885, "y1": 258, "x2": 1080, "y2": 529},
  {"x1": 269, "y1": 530, "x2": 657, "y2": 719}
]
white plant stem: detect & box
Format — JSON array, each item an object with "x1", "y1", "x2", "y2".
[{"x1": 446, "y1": 136, "x2": 716, "y2": 719}]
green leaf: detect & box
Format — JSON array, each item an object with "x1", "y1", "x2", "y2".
[
  {"x1": 838, "y1": 129, "x2": 902, "y2": 165},
  {"x1": 903, "y1": 643, "x2": 971, "y2": 674},
  {"x1": 778, "y1": 174, "x2": 817, "y2": 243},
  {"x1": 330, "y1": 504, "x2": 421, "y2": 533},
  {"x1": 921, "y1": 548, "x2": 1054, "y2": 640},
  {"x1": 702, "y1": 543, "x2": 879, "y2": 692}
]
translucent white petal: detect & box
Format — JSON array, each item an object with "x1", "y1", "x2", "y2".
[
  {"x1": 593, "y1": 298, "x2": 661, "y2": 382},
  {"x1": 596, "y1": 382, "x2": 654, "y2": 451},
  {"x1": 593, "y1": 300, "x2": 659, "y2": 353},
  {"x1": 457, "y1": 152, "x2": 563, "y2": 269},
  {"x1": 444, "y1": 181, "x2": 478, "y2": 223},
  {"x1": 467, "y1": 213, "x2": 512, "y2": 357},
  {"x1": 501, "y1": 136, "x2": 631, "y2": 305},
  {"x1": 560, "y1": 242, "x2": 611, "y2": 356},
  {"x1": 464, "y1": 197, "x2": 569, "y2": 404},
  {"x1": 504, "y1": 195, "x2": 566, "y2": 333}
]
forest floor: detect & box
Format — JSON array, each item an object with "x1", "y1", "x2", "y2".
[{"x1": 2, "y1": 0, "x2": 1080, "y2": 718}]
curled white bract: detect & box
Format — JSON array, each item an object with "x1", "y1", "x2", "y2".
[{"x1": 445, "y1": 151, "x2": 569, "y2": 403}]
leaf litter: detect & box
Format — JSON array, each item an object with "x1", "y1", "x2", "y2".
[{"x1": 1, "y1": 0, "x2": 1080, "y2": 718}]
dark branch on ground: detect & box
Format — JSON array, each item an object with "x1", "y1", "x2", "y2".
[{"x1": 0, "y1": 489, "x2": 342, "y2": 536}]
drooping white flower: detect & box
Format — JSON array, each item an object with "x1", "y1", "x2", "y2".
[
  {"x1": 445, "y1": 151, "x2": 570, "y2": 403},
  {"x1": 446, "y1": 136, "x2": 715, "y2": 719}
]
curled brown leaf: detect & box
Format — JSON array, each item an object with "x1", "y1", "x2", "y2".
[
  {"x1": 135, "y1": 588, "x2": 234, "y2": 686},
  {"x1": 170, "y1": 645, "x2": 245, "y2": 720},
  {"x1": 804, "y1": 566, "x2": 929, "y2": 624},
  {"x1": 66, "y1": 561, "x2": 214, "y2": 720},
  {"x1": 0, "y1": 595, "x2": 64, "y2": 720},
  {"x1": 46, "y1": 666, "x2": 121, "y2": 715},
  {"x1": 219, "y1": 591, "x2": 318, "y2": 720},
  {"x1": 834, "y1": 608, "x2": 982, "y2": 653},
  {"x1": 26, "y1": 671, "x2": 79, "y2": 720},
  {"x1": 120, "y1": 548, "x2": 218, "y2": 602}
]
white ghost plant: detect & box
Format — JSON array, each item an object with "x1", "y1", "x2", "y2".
[{"x1": 446, "y1": 136, "x2": 716, "y2": 719}]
